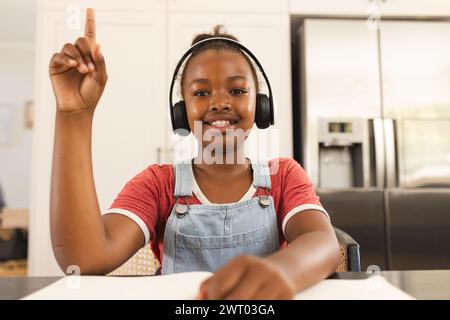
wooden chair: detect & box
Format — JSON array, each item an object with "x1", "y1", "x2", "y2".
[{"x1": 334, "y1": 227, "x2": 361, "y2": 272}]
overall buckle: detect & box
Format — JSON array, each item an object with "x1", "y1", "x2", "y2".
[
  {"x1": 258, "y1": 188, "x2": 271, "y2": 208},
  {"x1": 175, "y1": 197, "x2": 189, "y2": 218}
]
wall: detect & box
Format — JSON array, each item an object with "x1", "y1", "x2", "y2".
[{"x1": 0, "y1": 0, "x2": 36, "y2": 209}]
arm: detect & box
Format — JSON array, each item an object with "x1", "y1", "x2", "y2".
[
  {"x1": 51, "y1": 112, "x2": 144, "y2": 275},
  {"x1": 50, "y1": 8, "x2": 144, "y2": 275},
  {"x1": 266, "y1": 210, "x2": 340, "y2": 293},
  {"x1": 197, "y1": 210, "x2": 339, "y2": 299}
]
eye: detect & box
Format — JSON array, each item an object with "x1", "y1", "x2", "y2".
[
  {"x1": 230, "y1": 88, "x2": 247, "y2": 95},
  {"x1": 194, "y1": 90, "x2": 209, "y2": 97}
]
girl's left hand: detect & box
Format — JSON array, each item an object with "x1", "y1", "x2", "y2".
[{"x1": 196, "y1": 255, "x2": 296, "y2": 300}]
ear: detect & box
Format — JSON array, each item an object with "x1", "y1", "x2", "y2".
[
  {"x1": 255, "y1": 94, "x2": 271, "y2": 129},
  {"x1": 172, "y1": 101, "x2": 191, "y2": 136}
]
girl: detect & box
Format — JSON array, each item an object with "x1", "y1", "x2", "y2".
[{"x1": 49, "y1": 8, "x2": 340, "y2": 300}]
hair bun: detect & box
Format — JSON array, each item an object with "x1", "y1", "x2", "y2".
[
  {"x1": 191, "y1": 25, "x2": 239, "y2": 46},
  {"x1": 180, "y1": 24, "x2": 259, "y2": 95}
]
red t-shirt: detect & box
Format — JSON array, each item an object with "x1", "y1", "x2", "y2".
[{"x1": 104, "y1": 158, "x2": 328, "y2": 264}]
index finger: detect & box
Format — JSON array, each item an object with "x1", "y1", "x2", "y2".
[{"x1": 84, "y1": 8, "x2": 96, "y2": 48}]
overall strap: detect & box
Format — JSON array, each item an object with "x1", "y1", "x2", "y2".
[
  {"x1": 251, "y1": 159, "x2": 272, "y2": 189},
  {"x1": 173, "y1": 159, "x2": 193, "y2": 197}
]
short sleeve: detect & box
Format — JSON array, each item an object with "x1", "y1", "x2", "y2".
[
  {"x1": 103, "y1": 166, "x2": 161, "y2": 246},
  {"x1": 279, "y1": 159, "x2": 329, "y2": 239}
]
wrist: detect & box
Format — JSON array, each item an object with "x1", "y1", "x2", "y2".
[
  {"x1": 56, "y1": 108, "x2": 94, "y2": 121},
  {"x1": 263, "y1": 255, "x2": 298, "y2": 297},
  {"x1": 55, "y1": 108, "x2": 95, "y2": 132},
  {"x1": 266, "y1": 249, "x2": 302, "y2": 291}
]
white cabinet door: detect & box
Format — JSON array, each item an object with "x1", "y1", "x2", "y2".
[
  {"x1": 290, "y1": 0, "x2": 373, "y2": 15},
  {"x1": 41, "y1": 0, "x2": 166, "y2": 11},
  {"x1": 29, "y1": 3, "x2": 167, "y2": 276},
  {"x1": 380, "y1": 0, "x2": 450, "y2": 16},
  {"x1": 169, "y1": 0, "x2": 288, "y2": 13},
  {"x1": 290, "y1": 0, "x2": 450, "y2": 16},
  {"x1": 167, "y1": 13, "x2": 292, "y2": 161}
]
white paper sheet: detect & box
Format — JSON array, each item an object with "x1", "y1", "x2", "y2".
[
  {"x1": 294, "y1": 276, "x2": 414, "y2": 300},
  {"x1": 23, "y1": 272, "x2": 212, "y2": 300},
  {"x1": 22, "y1": 272, "x2": 414, "y2": 300}
]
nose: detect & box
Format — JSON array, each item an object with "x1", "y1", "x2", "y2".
[
  {"x1": 210, "y1": 104, "x2": 231, "y2": 112},
  {"x1": 210, "y1": 91, "x2": 231, "y2": 111}
]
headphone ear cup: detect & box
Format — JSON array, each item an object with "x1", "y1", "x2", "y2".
[
  {"x1": 255, "y1": 94, "x2": 272, "y2": 129},
  {"x1": 172, "y1": 101, "x2": 191, "y2": 136}
]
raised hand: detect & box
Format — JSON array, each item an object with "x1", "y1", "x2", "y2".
[{"x1": 49, "y1": 8, "x2": 107, "y2": 114}]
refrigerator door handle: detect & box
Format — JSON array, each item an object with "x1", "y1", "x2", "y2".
[
  {"x1": 373, "y1": 118, "x2": 385, "y2": 188},
  {"x1": 384, "y1": 119, "x2": 398, "y2": 188}
]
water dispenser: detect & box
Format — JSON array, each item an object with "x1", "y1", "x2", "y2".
[{"x1": 318, "y1": 118, "x2": 367, "y2": 188}]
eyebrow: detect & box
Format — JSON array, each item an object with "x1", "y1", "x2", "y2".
[{"x1": 189, "y1": 75, "x2": 249, "y2": 86}]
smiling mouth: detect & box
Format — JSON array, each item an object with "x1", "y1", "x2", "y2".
[{"x1": 203, "y1": 120, "x2": 238, "y2": 127}]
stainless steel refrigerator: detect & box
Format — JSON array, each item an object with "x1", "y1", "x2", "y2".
[{"x1": 292, "y1": 18, "x2": 450, "y2": 270}]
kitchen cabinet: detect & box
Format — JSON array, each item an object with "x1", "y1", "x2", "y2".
[
  {"x1": 290, "y1": 0, "x2": 378, "y2": 16},
  {"x1": 317, "y1": 189, "x2": 388, "y2": 270},
  {"x1": 289, "y1": 0, "x2": 450, "y2": 17},
  {"x1": 388, "y1": 189, "x2": 450, "y2": 270},
  {"x1": 168, "y1": 0, "x2": 288, "y2": 13}
]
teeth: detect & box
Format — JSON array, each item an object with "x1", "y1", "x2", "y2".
[{"x1": 210, "y1": 120, "x2": 232, "y2": 127}]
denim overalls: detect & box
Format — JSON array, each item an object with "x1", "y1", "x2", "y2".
[{"x1": 162, "y1": 159, "x2": 280, "y2": 274}]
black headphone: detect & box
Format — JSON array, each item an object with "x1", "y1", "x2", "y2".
[{"x1": 169, "y1": 37, "x2": 274, "y2": 136}]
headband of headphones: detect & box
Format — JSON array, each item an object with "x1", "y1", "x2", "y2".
[{"x1": 169, "y1": 36, "x2": 274, "y2": 113}]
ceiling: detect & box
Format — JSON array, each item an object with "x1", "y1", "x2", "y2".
[{"x1": 0, "y1": 0, "x2": 36, "y2": 43}]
